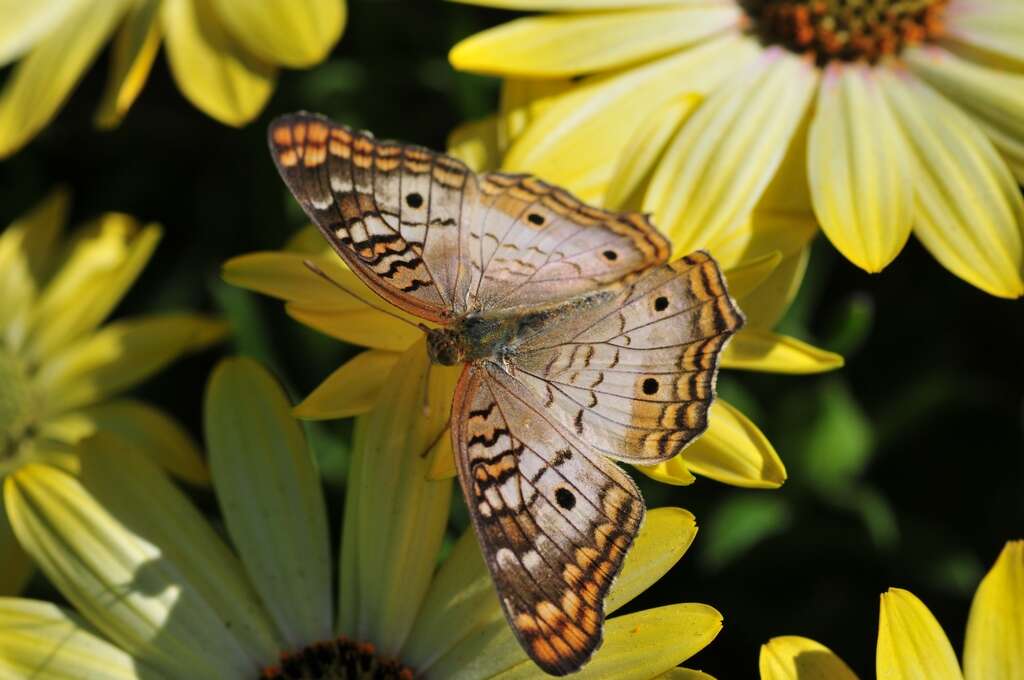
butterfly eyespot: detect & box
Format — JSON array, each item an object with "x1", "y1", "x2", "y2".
[
  {"x1": 555, "y1": 488, "x2": 576, "y2": 510},
  {"x1": 406, "y1": 192, "x2": 423, "y2": 208},
  {"x1": 654, "y1": 296, "x2": 669, "y2": 312},
  {"x1": 642, "y1": 378, "x2": 659, "y2": 395},
  {"x1": 602, "y1": 250, "x2": 618, "y2": 261},
  {"x1": 527, "y1": 212, "x2": 545, "y2": 226}
]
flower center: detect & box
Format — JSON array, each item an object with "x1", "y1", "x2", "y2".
[
  {"x1": 261, "y1": 636, "x2": 416, "y2": 680},
  {"x1": 742, "y1": 0, "x2": 948, "y2": 65},
  {"x1": 0, "y1": 349, "x2": 39, "y2": 466}
]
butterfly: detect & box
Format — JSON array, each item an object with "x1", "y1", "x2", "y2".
[{"x1": 268, "y1": 112, "x2": 744, "y2": 676}]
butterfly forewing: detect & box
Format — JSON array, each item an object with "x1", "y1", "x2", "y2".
[{"x1": 453, "y1": 363, "x2": 643, "y2": 676}]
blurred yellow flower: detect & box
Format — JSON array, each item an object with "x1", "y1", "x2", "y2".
[
  {"x1": 0, "y1": 356, "x2": 723, "y2": 679},
  {"x1": 0, "y1": 188, "x2": 225, "y2": 594},
  {"x1": 0, "y1": 0, "x2": 347, "y2": 157},
  {"x1": 759, "y1": 540, "x2": 1024, "y2": 680},
  {"x1": 451, "y1": 0, "x2": 1024, "y2": 298}
]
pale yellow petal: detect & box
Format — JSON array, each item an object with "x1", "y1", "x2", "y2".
[
  {"x1": 0, "y1": 599, "x2": 146, "y2": 679},
  {"x1": 606, "y1": 507, "x2": 698, "y2": 612},
  {"x1": 604, "y1": 94, "x2": 700, "y2": 211},
  {"x1": 759, "y1": 636, "x2": 859, "y2": 680},
  {"x1": 658, "y1": 670, "x2": 716, "y2": 680},
  {"x1": 681, "y1": 400, "x2": 786, "y2": 488},
  {"x1": 809, "y1": 63, "x2": 913, "y2": 272},
  {"x1": 425, "y1": 429, "x2": 456, "y2": 480},
  {"x1": 721, "y1": 251, "x2": 781, "y2": 302},
  {"x1": 34, "y1": 314, "x2": 227, "y2": 416},
  {"x1": 645, "y1": 48, "x2": 817, "y2": 257},
  {"x1": 161, "y1": 0, "x2": 276, "y2": 126},
  {"x1": 0, "y1": 0, "x2": 129, "y2": 158},
  {"x1": 0, "y1": 1, "x2": 81, "y2": 65},
  {"x1": 722, "y1": 329, "x2": 844, "y2": 374},
  {"x1": 210, "y1": 0, "x2": 344, "y2": 68},
  {"x1": 906, "y1": 46, "x2": 1024, "y2": 183},
  {"x1": 963, "y1": 541, "x2": 1024, "y2": 680},
  {"x1": 222, "y1": 250, "x2": 355, "y2": 305},
  {"x1": 737, "y1": 245, "x2": 810, "y2": 331},
  {"x1": 877, "y1": 588, "x2": 963, "y2": 680},
  {"x1": 0, "y1": 509, "x2": 33, "y2": 596},
  {"x1": 0, "y1": 186, "x2": 68, "y2": 344},
  {"x1": 448, "y1": 115, "x2": 501, "y2": 173},
  {"x1": 95, "y1": 0, "x2": 162, "y2": 129},
  {"x1": 943, "y1": 0, "x2": 1024, "y2": 70},
  {"x1": 6, "y1": 446, "x2": 281, "y2": 677},
  {"x1": 24, "y1": 217, "x2": 161, "y2": 361},
  {"x1": 40, "y1": 398, "x2": 210, "y2": 485},
  {"x1": 293, "y1": 350, "x2": 401, "y2": 419},
  {"x1": 494, "y1": 604, "x2": 723, "y2": 680},
  {"x1": 286, "y1": 302, "x2": 422, "y2": 352},
  {"x1": 637, "y1": 454, "x2": 698, "y2": 486},
  {"x1": 882, "y1": 70, "x2": 1023, "y2": 298},
  {"x1": 450, "y1": 7, "x2": 740, "y2": 77},
  {"x1": 499, "y1": 77, "x2": 574, "y2": 151},
  {"x1": 338, "y1": 341, "x2": 460, "y2": 654},
  {"x1": 504, "y1": 34, "x2": 760, "y2": 203},
  {"x1": 205, "y1": 358, "x2": 332, "y2": 648},
  {"x1": 452, "y1": 0, "x2": 694, "y2": 9}
]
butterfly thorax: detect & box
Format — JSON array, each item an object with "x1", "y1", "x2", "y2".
[{"x1": 426, "y1": 289, "x2": 618, "y2": 368}]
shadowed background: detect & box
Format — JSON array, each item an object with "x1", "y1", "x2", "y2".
[{"x1": 1, "y1": 1, "x2": 1021, "y2": 677}]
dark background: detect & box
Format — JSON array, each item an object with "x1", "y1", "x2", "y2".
[{"x1": 2, "y1": 2, "x2": 1021, "y2": 677}]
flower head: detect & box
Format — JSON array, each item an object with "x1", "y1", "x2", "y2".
[
  {"x1": 0, "y1": 0, "x2": 347, "y2": 157},
  {"x1": 759, "y1": 540, "x2": 1024, "y2": 679},
  {"x1": 0, "y1": 188, "x2": 225, "y2": 593},
  {"x1": 451, "y1": 0, "x2": 1024, "y2": 297},
  {"x1": 1, "y1": 356, "x2": 724, "y2": 678}
]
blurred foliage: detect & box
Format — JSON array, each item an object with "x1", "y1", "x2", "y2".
[{"x1": 0, "y1": 2, "x2": 1021, "y2": 678}]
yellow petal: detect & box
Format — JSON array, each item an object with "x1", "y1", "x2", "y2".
[
  {"x1": 759, "y1": 636, "x2": 859, "y2": 680},
  {"x1": 0, "y1": 507, "x2": 33, "y2": 595},
  {"x1": 286, "y1": 302, "x2": 422, "y2": 352},
  {"x1": 222, "y1": 250, "x2": 354, "y2": 304},
  {"x1": 293, "y1": 350, "x2": 401, "y2": 419},
  {"x1": 0, "y1": 186, "x2": 68, "y2": 345},
  {"x1": 452, "y1": 0, "x2": 688, "y2": 9},
  {"x1": 658, "y1": 670, "x2": 716, "y2": 680},
  {"x1": 877, "y1": 588, "x2": 963, "y2": 680},
  {"x1": 722, "y1": 329, "x2": 844, "y2": 374},
  {"x1": 448, "y1": 115, "x2": 501, "y2": 173},
  {"x1": 0, "y1": 599, "x2": 144, "y2": 679},
  {"x1": 881, "y1": 70, "x2": 1024, "y2": 298},
  {"x1": 40, "y1": 398, "x2": 210, "y2": 485},
  {"x1": 606, "y1": 507, "x2": 698, "y2": 613},
  {"x1": 205, "y1": 357, "x2": 332, "y2": 648},
  {"x1": 210, "y1": 0, "x2": 344, "y2": 68},
  {"x1": 645, "y1": 48, "x2": 817, "y2": 257},
  {"x1": 34, "y1": 314, "x2": 227, "y2": 416},
  {"x1": 736, "y1": 245, "x2": 810, "y2": 331},
  {"x1": 499, "y1": 77, "x2": 575, "y2": 151},
  {"x1": 494, "y1": 604, "x2": 723, "y2": 680},
  {"x1": 425, "y1": 427, "x2": 456, "y2": 480},
  {"x1": 0, "y1": 0, "x2": 129, "y2": 158},
  {"x1": 161, "y1": 0, "x2": 276, "y2": 126},
  {"x1": 0, "y1": 1, "x2": 81, "y2": 66},
  {"x1": 722, "y1": 251, "x2": 782, "y2": 302},
  {"x1": 24, "y1": 216, "x2": 160, "y2": 361},
  {"x1": 450, "y1": 7, "x2": 740, "y2": 77},
  {"x1": 5, "y1": 446, "x2": 281, "y2": 676},
  {"x1": 682, "y1": 400, "x2": 786, "y2": 488},
  {"x1": 809, "y1": 63, "x2": 913, "y2": 272},
  {"x1": 604, "y1": 94, "x2": 701, "y2": 211},
  {"x1": 504, "y1": 34, "x2": 760, "y2": 203},
  {"x1": 963, "y1": 541, "x2": 1024, "y2": 680},
  {"x1": 943, "y1": 0, "x2": 1024, "y2": 71},
  {"x1": 94, "y1": 0, "x2": 162, "y2": 129},
  {"x1": 906, "y1": 46, "x2": 1024, "y2": 184},
  {"x1": 637, "y1": 455, "x2": 698, "y2": 486},
  {"x1": 338, "y1": 341, "x2": 460, "y2": 654}
]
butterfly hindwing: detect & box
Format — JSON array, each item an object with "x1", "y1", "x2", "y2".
[
  {"x1": 513, "y1": 252, "x2": 744, "y2": 464},
  {"x1": 453, "y1": 363, "x2": 644, "y2": 676}
]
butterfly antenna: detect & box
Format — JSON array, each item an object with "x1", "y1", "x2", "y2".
[{"x1": 302, "y1": 259, "x2": 423, "y2": 330}]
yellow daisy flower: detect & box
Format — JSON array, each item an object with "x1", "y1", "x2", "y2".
[
  {"x1": 0, "y1": 0, "x2": 347, "y2": 157},
  {"x1": 0, "y1": 188, "x2": 225, "y2": 594},
  {"x1": 450, "y1": 0, "x2": 1024, "y2": 298},
  {"x1": 1, "y1": 356, "x2": 724, "y2": 679},
  {"x1": 759, "y1": 540, "x2": 1023, "y2": 680}
]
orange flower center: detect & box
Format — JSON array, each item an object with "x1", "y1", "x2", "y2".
[
  {"x1": 261, "y1": 636, "x2": 416, "y2": 680},
  {"x1": 742, "y1": 0, "x2": 949, "y2": 64}
]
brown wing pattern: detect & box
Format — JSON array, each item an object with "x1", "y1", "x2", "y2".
[
  {"x1": 468, "y1": 172, "x2": 670, "y2": 312},
  {"x1": 453, "y1": 363, "x2": 644, "y2": 676},
  {"x1": 514, "y1": 251, "x2": 744, "y2": 464},
  {"x1": 268, "y1": 112, "x2": 478, "y2": 323}
]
